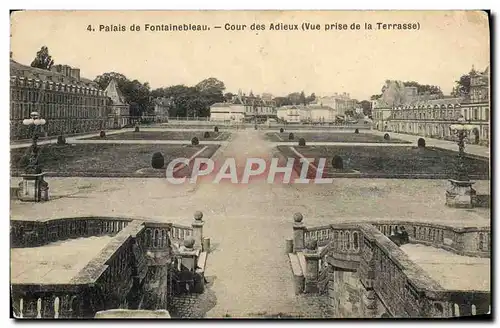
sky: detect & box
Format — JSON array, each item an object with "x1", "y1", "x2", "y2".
[{"x1": 10, "y1": 10, "x2": 490, "y2": 100}]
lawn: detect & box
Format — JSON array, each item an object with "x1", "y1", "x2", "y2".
[
  {"x1": 266, "y1": 132, "x2": 410, "y2": 143},
  {"x1": 10, "y1": 143, "x2": 220, "y2": 178},
  {"x1": 83, "y1": 130, "x2": 231, "y2": 141},
  {"x1": 277, "y1": 145, "x2": 490, "y2": 179}
]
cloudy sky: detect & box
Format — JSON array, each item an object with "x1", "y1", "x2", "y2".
[{"x1": 11, "y1": 10, "x2": 490, "y2": 100}]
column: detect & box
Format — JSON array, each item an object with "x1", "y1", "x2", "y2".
[
  {"x1": 304, "y1": 239, "x2": 320, "y2": 293},
  {"x1": 293, "y1": 212, "x2": 305, "y2": 253},
  {"x1": 191, "y1": 211, "x2": 204, "y2": 250}
]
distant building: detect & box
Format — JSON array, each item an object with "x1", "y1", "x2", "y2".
[
  {"x1": 10, "y1": 59, "x2": 111, "y2": 140},
  {"x1": 151, "y1": 97, "x2": 171, "y2": 123},
  {"x1": 104, "y1": 78, "x2": 130, "y2": 128},
  {"x1": 210, "y1": 90, "x2": 276, "y2": 122},
  {"x1": 372, "y1": 66, "x2": 490, "y2": 145},
  {"x1": 313, "y1": 92, "x2": 356, "y2": 116},
  {"x1": 277, "y1": 104, "x2": 337, "y2": 123}
]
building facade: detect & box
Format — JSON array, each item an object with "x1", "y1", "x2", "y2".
[
  {"x1": 314, "y1": 93, "x2": 357, "y2": 116},
  {"x1": 105, "y1": 78, "x2": 131, "y2": 128},
  {"x1": 152, "y1": 97, "x2": 171, "y2": 123},
  {"x1": 10, "y1": 60, "x2": 112, "y2": 140},
  {"x1": 210, "y1": 91, "x2": 277, "y2": 122},
  {"x1": 277, "y1": 104, "x2": 338, "y2": 123},
  {"x1": 372, "y1": 67, "x2": 490, "y2": 145}
]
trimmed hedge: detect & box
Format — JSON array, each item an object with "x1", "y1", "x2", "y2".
[
  {"x1": 214, "y1": 126, "x2": 219, "y2": 133},
  {"x1": 151, "y1": 152, "x2": 165, "y2": 169},
  {"x1": 57, "y1": 135, "x2": 66, "y2": 145},
  {"x1": 280, "y1": 128, "x2": 284, "y2": 133},
  {"x1": 288, "y1": 133, "x2": 294, "y2": 140},
  {"x1": 100, "y1": 131, "x2": 106, "y2": 138},
  {"x1": 417, "y1": 138, "x2": 426, "y2": 148},
  {"x1": 384, "y1": 133, "x2": 390, "y2": 140},
  {"x1": 354, "y1": 128, "x2": 359, "y2": 134},
  {"x1": 298, "y1": 138, "x2": 306, "y2": 146},
  {"x1": 191, "y1": 137, "x2": 200, "y2": 146},
  {"x1": 134, "y1": 126, "x2": 140, "y2": 132},
  {"x1": 332, "y1": 155, "x2": 344, "y2": 169},
  {"x1": 204, "y1": 131, "x2": 210, "y2": 138}
]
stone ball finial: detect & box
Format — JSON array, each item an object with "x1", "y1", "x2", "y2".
[
  {"x1": 306, "y1": 239, "x2": 318, "y2": 251},
  {"x1": 194, "y1": 211, "x2": 203, "y2": 221},
  {"x1": 293, "y1": 212, "x2": 303, "y2": 223},
  {"x1": 183, "y1": 237, "x2": 195, "y2": 249}
]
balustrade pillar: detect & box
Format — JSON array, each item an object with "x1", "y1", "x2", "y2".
[
  {"x1": 191, "y1": 211, "x2": 204, "y2": 250},
  {"x1": 293, "y1": 212, "x2": 305, "y2": 253},
  {"x1": 304, "y1": 240, "x2": 320, "y2": 293},
  {"x1": 360, "y1": 237, "x2": 378, "y2": 318}
]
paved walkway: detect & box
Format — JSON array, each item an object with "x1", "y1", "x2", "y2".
[{"x1": 370, "y1": 130, "x2": 490, "y2": 159}]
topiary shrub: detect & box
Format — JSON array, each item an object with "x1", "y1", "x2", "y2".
[
  {"x1": 151, "y1": 152, "x2": 165, "y2": 169},
  {"x1": 134, "y1": 126, "x2": 140, "y2": 132},
  {"x1": 214, "y1": 126, "x2": 219, "y2": 133},
  {"x1": 204, "y1": 131, "x2": 210, "y2": 138},
  {"x1": 289, "y1": 133, "x2": 294, "y2": 140},
  {"x1": 417, "y1": 138, "x2": 426, "y2": 148},
  {"x1": 354, "y1": 128, "x2": 359, "y2": 134},
  {"x1": 191, "y1": 137, "x2": 199, "y2": 146},
  {"x1": 57, "y1": 135, "x2": 66, "y2": 145},
  {"x1": 384, "y1": 133, "x2": 390, "y2": 140},
  {"x1": 298, "y1": 138, "x2": 306, "y2": 146},
  {"x1": 332, "y1": 155, "x2": 344, "y2": 170},
  {"x1": 100, "y1": 130, "x2": 106, "y2": 138},
  {"x1": 280, "y1": 128, "x2": 284, "y2": 133}
]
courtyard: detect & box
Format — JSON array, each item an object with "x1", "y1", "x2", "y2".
[{"x1": 10, "y1": 127, "x2": 491, "y2": 318}]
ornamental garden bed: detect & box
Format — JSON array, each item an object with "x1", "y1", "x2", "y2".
[
  {"x1": 82, "y1": 131, "x2": 231, "y2": 141},
  {"x1": 277, "y1": 145, "x2": 490, "y2": 180},
  {"x1": 10, "y1": 143, "x2": 220, "y2": 178},
  {"x1": 266, "y1": 132, "x2": 410, "y2": 143}
]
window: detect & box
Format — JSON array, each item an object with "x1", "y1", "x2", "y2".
[{"x1": 474, "y1": 109, "x2": 479, "y2": 120}]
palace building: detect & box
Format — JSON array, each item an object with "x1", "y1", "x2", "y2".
[
  {"x1": 10, "y1": 59, "x2": 131, "y2": 140},
  {"x1": 210, "y1": 91, "x2": 277, "y2": 122},
  {"x1": 372, "y1": 66, "x2": 490, "y2": 145}
]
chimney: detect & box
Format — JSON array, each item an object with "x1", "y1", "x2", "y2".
[
  {"x1": 63, "y1": 65, "x2": 72, "y2": 77},
  {"x1": 70, "y1": 68, "x2": 81, "y2": 81}
]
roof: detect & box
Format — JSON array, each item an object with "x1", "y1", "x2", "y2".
[
  {"x1": 104, "y1": 79, "x2": 128, "y2": 106},
  {"x1": 307, "y1": 105, "x2": 335, "y2": 110},
  {"x1": 210, "y1": 102, "x2": 232, "y2": 107},
  {"x1": 10, "y1": 59, "x2": 99, "y2": 89}
]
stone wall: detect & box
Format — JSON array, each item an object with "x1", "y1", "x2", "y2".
[{"x1": 330, "y1": 269, "x2": 363, "y2": 318}]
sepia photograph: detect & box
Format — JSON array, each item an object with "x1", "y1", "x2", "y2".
[{"x1": 8, "y1": 10, "x2": 491, "y2": 319}]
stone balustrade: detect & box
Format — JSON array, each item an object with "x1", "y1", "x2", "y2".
[
  {"x1": 10, "y1": 217, "x2": 131, "y2": 248},
  {"x1": 11, "y1": 285, "x2": 97, "y2": 319},
  {"x1": 11, "y1": 212, "x2": 208, "y2": 319},
  {"x1": 372, "y1": 221, "x2": 490, "y2": 257},
  {"x1": 289, "y1": 214, "x2": 491, "y2": 318}
]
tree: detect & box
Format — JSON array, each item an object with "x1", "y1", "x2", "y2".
[
  {"x1": 30, "y1": 46, "x2": 54, "y2": 70},
  {"x1": 370, "y1": 94, "x2": 382, "y2": 100},
  {"x1": 451, "y1": 74, "x2": 471, "y2": 98},
  {"x1": 273, "y1": 96, "x2": 291, "y2": 107},
  {"x1": 195, "y1": 77, "x2": 225, "y2": 94},
  {"x1": 224, "y1": 92, "x2": 234, "y2": 102},
  {"x1": 403, "y1": 81, "x2": 443, "y2": 97},
  {"x1": 306, "y1": 93, "x2": 316, "y2": 104},
  {"x1": 299, "y1": 91, "x2": 307, "y2": 106},
  {"x1": 358, "y1": 100, "x2": 372, "y2": 116},
  {"x1": 94, "y1": 72, "x2": 151, "y2": 117}
]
